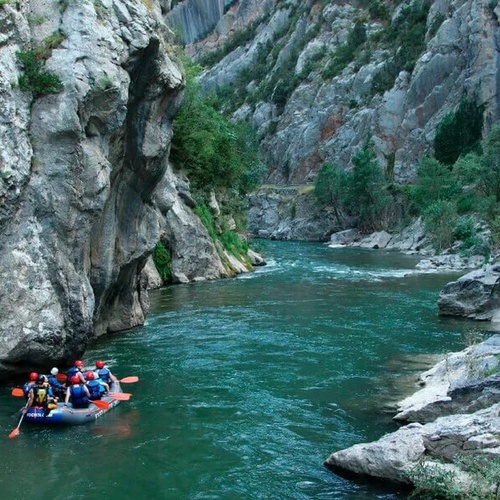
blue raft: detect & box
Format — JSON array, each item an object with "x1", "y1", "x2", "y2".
[{"x1": 22, "y1": 381, "x2": 122, "y2": 426}]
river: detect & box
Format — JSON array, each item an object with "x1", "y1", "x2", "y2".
[{"x1": 1, "y1": 241, "x2": 473, "y2": 499}]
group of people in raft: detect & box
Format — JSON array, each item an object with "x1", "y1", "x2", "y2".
[{"x1": 22, "y1": 360, "x2": 118, "y2": 415}]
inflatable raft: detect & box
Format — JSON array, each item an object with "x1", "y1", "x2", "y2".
[{"x1": 23, "y1": 381, "x2": 122, "y2": 426}]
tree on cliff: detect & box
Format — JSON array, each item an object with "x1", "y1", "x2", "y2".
[
  {"x1": 170, "y1": 59, "x2": 265, "y2": 196},
  {"x1": 314, "y1": 163, "x2": 349, "y2": 224}
]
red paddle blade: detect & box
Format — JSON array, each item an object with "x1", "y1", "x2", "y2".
[
  {"x1": 11, "y1": 388, "x2": 24, "y2": 397},
  {"x1": 90, "y1": 399, "x2": 109, "y2": 410},
  {"x1": 108, "y1": 393, "x2": 131, "y2": 401},
  {"x1": 119, "y1": 376, "x2": 139, "y2": 384},
  {"x1": 56, "y1": 373, "x2": 67, "y2": 382},
  {"x1": 8, "y1": 428, "x2": 20, "y2": 439}
]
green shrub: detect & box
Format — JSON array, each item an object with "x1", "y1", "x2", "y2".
[
  {"x1": 370, "y1": 1, "x2": 430, "y2": 96},
  {"x1": 194, "y1": 204, "x2": 218, "y2": 242},
  {"x1": 452, "y1": 215, "x2": 475, "y2": 241},
  {"x1": 407, "y1": 458, "x2": 463, "y2": 499},
  {"x1": 490, "y1": 216, "x2": 500, "y2": 246},
  {"x1": 321, "y1": 21, "x2": 367, "y2": 80},
  {"x1": 152, "y1": 241, "x2": 171, "y2": 284},
  {"x1": 17, "y1": 33, "x2": 66, "y2": 97},
  {"x1": 423, "y1": 200, "x2": 457, "y2": 251},
  {"x1": 314, "y1": 162, "x2": 349, "y2": 224},
  {"x1": 171, "y1": 58, "x2": 264, "y2": 195},
  {"x1": 219, "y1": 229, "x2": 248, "y2": 258},
  {"x1": 480, "y1": 124, "x2": 500, "y2": 201},
  {"x1": 17, "y1": 50, "x2": 63, "y2": 96},
  {"x1": 410, "y1": 157, "x2": 460, "y2": 213},
  {"x1": 409, "y1": 455, "x2": 500, "y2": 499},
  {"x1": 434, "y1": 96, "x2": 484, "y2": 165},
  {"x1": 345, "y1": 144, "x2": 391, "y2": 231},
  {"x1": 367, "y1": 0, "x2": 390, "y2": 21},
  {"x1": 428, "y1": 13, "x2": 446, "y2": 38}
]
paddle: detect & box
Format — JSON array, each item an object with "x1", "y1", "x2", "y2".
[
  {"x1": 11, "y1": 388, "x2": 24, "y2": 397},
  {"x1": 8, "y1": 408, "x2": 27, "y2": 438},
  {"x1": 108, "y1": 392, "x2": 131, "y2": 401},
  {"x1": 89, "y1": 399, "x2": 109, "y2": 410},
  {"x1": 119, "y1": 376, "x2": 139, "y2": 384}
]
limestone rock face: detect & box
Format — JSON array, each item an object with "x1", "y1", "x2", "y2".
[
  {"x1": 326, "y1": 336, "x2": 500, "y2": 492},
  {"x1": 247, "y1": 188, "x2": 340, "y2": 241},
  {"x1": 183, "y1": 0, "x2": 499, "y2": 242},
  {"x1": 438, "y1": 265, "x2": 500, "y2": 320},
  {"x1": 326, "y1": 404, "x2": 500, "y2": 486},
  {"x1": 184, "y1": 0, "x2": 499, "y2": 187},
  {"x1": 0, "y1": 0, "x2": 232, "y2": 376},
  {"x1": 394, "y1": 335, "x2": 500, "y2": 423}
]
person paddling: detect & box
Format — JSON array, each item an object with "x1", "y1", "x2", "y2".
[
  {"x1": 26, "y1": 375, "x2": 57, "y2": 417},
  {"x1": 85, "y1": 371, "x2": 109, "y2": 400},
  {"x1": 47, "y1": 367, "x2": 66, "y2": 400},
  {"x1": 66, "y1": 360, "x2": 86, "y2": 386},
  {"x1": 65, "y1": 375, "x2": 90, "y2": 409},
  {"x1": 95, "y1": 360, "x2": 118, "y2": 385},
  {"x1": 22, "y1": 372, "x2": 38, "y2": 401}
]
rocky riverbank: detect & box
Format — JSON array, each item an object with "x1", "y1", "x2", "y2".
[{"x1": 325, "y1": 335, "x2": 500, "y2": 496}]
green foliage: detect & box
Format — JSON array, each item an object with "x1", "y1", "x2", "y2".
[
  {"x1": 423, "y1": 200, "x2": 457, "y2": 251},
  {"x1": 370, "y1": 1, "x2": 430, "y2": 95},
  {"x1": 152, "y1": 241, "x2": 171, "y2": 284},
  {"x1": 434, "y1": 97, "x2": 484, "y2": 165},
  {"x1": 194, "y1": 204, "x2": 218, "y2": 242},
  {"x1": 429, "y1": 13, "x2": 446, "y2": 38},
  {"x1": 17, "y1": 33, "x2": 66, "y2": 97},
  {"x1": 410, "y1": 157, "x2": 459, "y2": 213},
  {"x1": 17, "y1": 50, "x2": 63, "y2": 96},
  {"x1": 171, "y1": 58, "x2": 265, "y2": 195},
  {"x1": 480, "y1": 124, "x2": 500, "y2": 201},
  {"x1": 453, "y1": 215, "x2": 475, "y2": 241},
  {"x1": 0, "y1": 0, "x2": 12, "y2": 6},
  {"x1": 345, "y1": 144, "x2": 391, "y2": 231},
  {"x1": 321, "y1": 21, "x2": 367, "y2": 80},
  {"x1": 490, "y1": 216, "x2": 500, "y2": 246},
  {"x1": 314, "y1": 145, "x2": 391, "y2": 231},
  {"x1": 408, "y1": 459, "x2": 462, "y2": 499},
  {"x1": 219, "y1": 229, "x2": 249, "y2": 259},
  {"x1": 314, "y1": 162, "x2": 349, "y2": 223},
  {"x1": 409, "y1": 455, "x2": 500, "y2": 499},
  {"x1": 194, "y1": 204, "x2": 250, "y2": 264},
  {"x1": 367, "y1": 0, "x2": 390, "y2": 21}
]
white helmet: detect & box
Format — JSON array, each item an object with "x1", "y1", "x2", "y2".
[{"x1": 50, "y1": 367, "x2": 59, "y2": 376}]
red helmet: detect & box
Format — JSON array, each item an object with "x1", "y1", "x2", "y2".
[
  {"x1": 86, "y1": 371, "x2": 95, "y2": 380},
  {"x1": 29, "y1": 372, "x2": 39, "y2": 381},
  {"x1": 70, "y1": 375, "x2": 80, "y2": 384},
  {"x1": 95, "y1": 360, "x2": 105, "y2": 369},
  {"x1": 74, "y1": 360, "x2": 84, "y2": 368}
]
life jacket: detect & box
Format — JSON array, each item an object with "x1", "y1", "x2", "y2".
[
  {"x1": 48, "y1": 375, "x2": 64, "y2": 389},
  {"x1": 22, "y1": 382, "x2": 33, "y2": 401},
  {"x1": 87, "y1": 380, "x2": 102, "y2": 400},
  {"x1": 66, "y1": 367, "x2": 79, "y2": 382},
  {"x1": 69, "y1": 384, "x2": 89, "y2": 408},
  {"x1": 33, "y1": 385, "x2": 49, "y2": 406},
  {"x1": 97, "y1": 367, "x2": 111, "y2": 384}
]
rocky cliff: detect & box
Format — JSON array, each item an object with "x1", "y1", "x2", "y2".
[
  {"x1": 0, "y1": 0, "x2": 247, "y2": 377},
  {"x1": 325, "y1": 335, "x2": 500, "y2": 495},
  {"x1": 171, "y1": 0, "x2": 500, "y2": 239}
]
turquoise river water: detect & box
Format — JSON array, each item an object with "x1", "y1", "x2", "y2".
[{"x1": 1, "y1": 240, "x2": 477, "y2": 499}]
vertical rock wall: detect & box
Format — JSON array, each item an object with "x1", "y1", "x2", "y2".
[{"x1": 0, "y1": 0, "x2": 228, "y2": 376}]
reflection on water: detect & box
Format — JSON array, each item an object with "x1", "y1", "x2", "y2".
[{"x1": 0, "y1": 241, "x2": 479, "y2": 499}]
